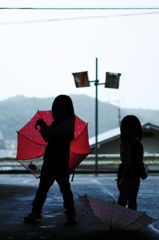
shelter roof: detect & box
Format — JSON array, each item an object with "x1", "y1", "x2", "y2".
[{"x1": 89, "y1": 122, "x2": 159, "y2": 147}]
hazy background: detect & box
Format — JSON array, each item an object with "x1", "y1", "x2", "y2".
[{"x1": 0, "y1": 0, "x2": 159, "y2": 109}]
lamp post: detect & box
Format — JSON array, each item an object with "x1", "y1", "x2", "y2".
[
  {"x1": 72, "y1": 58, "x2": 121, "y2": 176},
  {"x1": 94, "y1": 58, "x2": 99, "y2": 176}
]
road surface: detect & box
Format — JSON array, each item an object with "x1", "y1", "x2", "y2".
[{"x1": 0, "y1": 173, "x2": 159, "y2": 240}]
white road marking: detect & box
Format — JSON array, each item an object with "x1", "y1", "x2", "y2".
[
  {"x1": 22, "y1": 180, "x2": 31, "y2": 184},
  {"x1": 91, "y1": 179, "x2": 117, "y2": 201},
  {"x1": 148, "y1": 225, "x2": 159, "y2": 235}
]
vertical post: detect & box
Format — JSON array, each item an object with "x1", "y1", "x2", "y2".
[
  {"x1": 95, "y1": 58, "x2": 98, "y2": 176},
  {"x1": 117, "y1": 100, "x2": 121, "y2": 126},
  {"x1": 118, "y1": 101, "x2": 121, "y2": 126}
]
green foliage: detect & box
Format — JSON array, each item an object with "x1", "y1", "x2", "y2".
[{"x1": 0, "y1": 95, "x2": 159, "y2": 140}]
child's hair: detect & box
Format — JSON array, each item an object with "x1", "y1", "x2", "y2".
[
  {"x1": 52, "y1": 95, "x2": 75, "y2": 122},
  {"x1": 120, "y1": 115, "x2": 142, "y2": 141}
]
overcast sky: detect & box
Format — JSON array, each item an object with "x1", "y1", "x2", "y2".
[{"x1": 0, "y1": 0, "x2": 159, "y2": 109}]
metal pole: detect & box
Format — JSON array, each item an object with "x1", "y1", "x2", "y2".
[
  {"x1": 95, "y1": 58, "x2": 98, "y2": 176},
  {"x1": 118, "y1": 106, "x2": 121, "y2": 126}
]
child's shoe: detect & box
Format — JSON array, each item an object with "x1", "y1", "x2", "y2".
[{"x1": 24, "y1": 210, "x2": 42, "y2": 222}]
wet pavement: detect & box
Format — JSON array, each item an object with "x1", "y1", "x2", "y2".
[{"x1": 0, "y1": 173, "x2": 159, "y2": 240}]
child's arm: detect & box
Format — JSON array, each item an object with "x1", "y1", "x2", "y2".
[
  {"x1": 42, "y1": 118, "x2": 74, "y2": 136},
  {"x1": 35, "y1": 119, "x2": 50, "y2": 142},
  {"x1": 140, "y1": 162, "x2": 148, "y2": 180},
  {"x1": 120, "y1": 141, "x2": 132, "y2": 166},
  {"x1": 39, "y1": 129, "x2": 51, "y2": 142},
  {"x1": 120, "y1": 141, "x2": 133, "y2": 175}
]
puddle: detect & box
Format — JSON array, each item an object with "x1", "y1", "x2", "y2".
[
  {"x1": 43, "y1": 212, "x2": 62, "y2": 218},
  {"x1": 38, "y1": 225, "x2": 55, "y2": 228},
  {"x1": 42, "y1": 214, "x2": 52, "y2": 218}
]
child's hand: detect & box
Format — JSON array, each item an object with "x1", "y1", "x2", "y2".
[
  {"x1": 35, "y1": 119, "x2": 46, "y2": 130},
  {"x1": 141, "y1": 171, "x2": 147, "y2": 180}
]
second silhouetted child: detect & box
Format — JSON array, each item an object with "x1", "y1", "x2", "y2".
[{"x1": 117, "y1": 115, "x2": 147, "y2": 210}]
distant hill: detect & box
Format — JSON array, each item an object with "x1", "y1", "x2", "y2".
[{"x1": 0, "y1": 94, "x2": 159, "y2": 140}]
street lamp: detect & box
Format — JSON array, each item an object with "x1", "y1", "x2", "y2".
[{"x1": 72, "y1": 58, "x2": 121, "y2": 176}]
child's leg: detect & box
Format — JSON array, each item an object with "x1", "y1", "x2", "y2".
[
  {"x1": 24, "y1": 165, "x2": 55, "y2": 222},
  {"x1": 56, "y1": 170, "x2": 77, "y2": 224},
  {"x1": 32, "y1": 165, "x2": 55, "y2": 213},
  {"x1": 128, "y1": 178, "x2": 140, "y2": 210},
  {"x1": 117, "y1": 164, "x2": 125, "y2": 190},
  {"x1": 56, "y1": 173, "x2": 76, "y2": 214},
  {"x1": 117, "y1": 177, "x2": 129, "y2": 207}
]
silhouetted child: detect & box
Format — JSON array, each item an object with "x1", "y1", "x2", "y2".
[
  {"x1": 24, "y1": 95, "x2": 77, "y2": 224},
  {"x1": 117, "y1": 115, "x2": 147, "y2": 210}
]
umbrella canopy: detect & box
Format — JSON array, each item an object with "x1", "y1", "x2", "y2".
[
  {"x1": 79, "y1": 194, "x2": 158, "y2": 230},
  {"x1": 16, "y1": 110, "x2": 90, "y2": 178}
]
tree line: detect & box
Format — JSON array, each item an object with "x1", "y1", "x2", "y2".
[{"x1": 0, "y1": 94, "x2": 159, "y2": 142}]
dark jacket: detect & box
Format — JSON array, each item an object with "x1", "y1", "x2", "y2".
[
  {"x1": 39, "y1": 119, "x2": 74, "y2": 168},
  {"x1": 118, "y1": 139, "x2": 147, "y2": 179}
]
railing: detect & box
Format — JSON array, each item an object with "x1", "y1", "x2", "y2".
[
  {"x1": 75, "y1": 154, "x2": 159, "y2": 173},
  {"x1": 0, "y1": 153, "x2": 159, "y2": 173}
]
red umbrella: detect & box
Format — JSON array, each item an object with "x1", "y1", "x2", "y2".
[{"x1": 16, "y1": 110, "x2": 90, "y2": 178}]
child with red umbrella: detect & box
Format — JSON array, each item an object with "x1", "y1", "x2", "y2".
[{"x1": 24, "y1": 95, "x2": 77, "y2": 224}]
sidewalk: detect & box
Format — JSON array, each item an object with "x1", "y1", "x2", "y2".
[{"x1": 0, "y1": 174, "x2": 159, "y2": 240}]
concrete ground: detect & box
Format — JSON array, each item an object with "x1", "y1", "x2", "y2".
[{"x1": 0, "y1": 173, "x2": 159, "y2": 240}]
